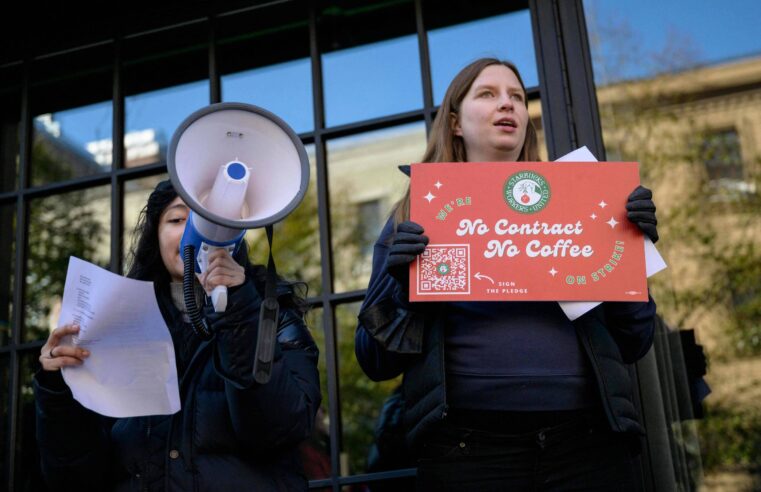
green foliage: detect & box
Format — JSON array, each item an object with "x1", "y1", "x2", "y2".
[
  {"x1": 24, "y1": 138, "x2": 106, "y2": 341},
  {"x1": 699, "y1": 404, "x2": 761, "y2": 470}
]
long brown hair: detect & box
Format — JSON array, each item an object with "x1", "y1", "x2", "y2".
[{"x1": 393, "y1": 58, "x2": 539, "y2": 225}]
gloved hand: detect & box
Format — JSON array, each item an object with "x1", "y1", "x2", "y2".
[
  {"x1": 626, "y1": 185, "x2": 658, "y2": 243},
  {"x1": 385, "y1": 221, "x2": 429, "y2": 288}
]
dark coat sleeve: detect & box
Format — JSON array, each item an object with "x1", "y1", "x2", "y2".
[
  {"x1": 355, "y1": 217, "x2": 425, "y2": 382},
  {"x1": 34, "y1": 370, "x2": 117, "y2": 491},
  {"x1": 207, "y1": 277, "x2": 321, "y2": 453},
  {"x1": 603, "y1": 294, "x2": 657, "y2": 363}
]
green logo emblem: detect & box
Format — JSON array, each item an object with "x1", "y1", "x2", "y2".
[
  {"x1": 504, "y1": 171, "x2": 551, "y2": 214},
  {"x1": 436, "y1": 263, "x2": 450, "y2": 275}
]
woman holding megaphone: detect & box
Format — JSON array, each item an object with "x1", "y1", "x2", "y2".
[{"x1": 34, "y1": 179, "x2": 321, "y2": 491}]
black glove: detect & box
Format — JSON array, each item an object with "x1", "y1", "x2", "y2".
[
  {"x1": 385, "y1": 221, "x2": 429, "y2": 288},
  {"x1": 626, "y1": 185, "x2": 658, "y2": 243}
]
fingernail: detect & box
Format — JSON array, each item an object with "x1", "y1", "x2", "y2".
[{"x1": 81, "y1": 350, "x2": 90, "y2": 357}]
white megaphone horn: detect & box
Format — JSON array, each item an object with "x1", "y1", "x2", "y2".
[{"x1": 167, "y1": 102, "x2": 309, "y2": 383}]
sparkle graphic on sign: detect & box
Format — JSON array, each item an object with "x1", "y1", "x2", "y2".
[
  {"x1": 424, "y1": 192, "x2": 436, "y2": 203},
  {"x1": 549, "y1": 267, "x2": 558, "y2": 277},
  {"x1": 590, "y1": 213, "x2": 597, "y2": 220},
  {"x1": 606, "y1": 217, "x2": 619, "y2": 228},
  {"x1": 598, "y1": 200, "x2": 607, "y2": 208},
  {"x1": 434, "y1": 181, "x2": 443, "y2": 189}
]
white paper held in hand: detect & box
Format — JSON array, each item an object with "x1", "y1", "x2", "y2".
[{"x1": 58, "y1": 256, "x2": 181, "y2": 417}]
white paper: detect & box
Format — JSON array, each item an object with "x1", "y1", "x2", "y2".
[
  {"x1": 58, "y1": 256, "x2": 181, "y2": 418},
  {"x1": 555, "y1": 147, "x2": 667, "y2": 320}
]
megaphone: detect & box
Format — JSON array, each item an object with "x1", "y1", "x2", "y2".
[{"x1": 168, "y1": 102, "x2": 309, "y2": 383}]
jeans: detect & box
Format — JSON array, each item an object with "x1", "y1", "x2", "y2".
[{"x1": 415, "y1": 410, "x2": 638, "y2": 492}]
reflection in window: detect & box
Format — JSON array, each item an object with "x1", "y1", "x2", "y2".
[
  {"x1": 25, "y1": 186, "x2": 111, "y2": 342},
  {"x1": 15, "y1": 351, "x2": 47, "y2": 491},
  {"x1": 125, "y1": 80, "x2": 209, "y2": 168},
  {"x1": 336, "y1": 302, "x2": 403, "y2": 476},
  {"x1": 0, "y1": 356, "x2": 7, "y2": 486},
  {"x1": 299, "y1": 308, "x2": 331, "y2": 482},
  {"x1": 0, "y1": 204, "x2": 14, "y2": 346},
  {"x1": 328, "y1": 123, "x2": 426, "y2": 292},
  {"x1": 246, "y1": 145, "x2": 321, "y2": 296},
  {"x1": 428, "y1": 10, "x2": 538, "y2": 105},
  {"x1": 31, "y1": 100, "x2": 112, "y2": 185},
  {"x1": 222, "y1": 59, "x2": 313, "y2": 134},
  {"x1": 323, "y1": 35, "x2": 423, "y2": 127}
]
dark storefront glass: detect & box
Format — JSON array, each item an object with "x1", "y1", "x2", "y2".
[
  {"x1": 29, "y1": 46, "x2": 113, "y2": 187},
  {"x1": 336, "y1": 302, "x2": 403, "y2": 476},
  {"x1": 24, "y1": 186, "x2": 111, "y2": 343},
  {"x1": 0, "y1": 65, "x2": 20, "y2": 193},
  {"x1": 300, "y1": 307, "x2": 331, "y2": 482},
  {"x1": 0, "y1": 355, "x2": 9, "y2": 487},
  {"x1": 14, "y1": 351, "x2": 47, "y2": 492},
  {"x1": 327, "y1": 123, "x2": 426, "y2": 292},
  {"x1": 319, "y1": 0, "x2": 422, "y2": 127},
  {"x1": 423, "y1": 2, "x2": 535, "y2": 103},
  {"x1": 219, "y1": 5, "x2": 313, "y2": 134},
  {"x1": 0, "y1": 203, "x2": 14, "y2": 345},
  {"x1": 124, "y1": 23, "x2": 209, "y2": 169}
]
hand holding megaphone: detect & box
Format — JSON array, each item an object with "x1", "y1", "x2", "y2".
[{"x1": 196, "y1": 247, "x2": 246, "y2": 312}]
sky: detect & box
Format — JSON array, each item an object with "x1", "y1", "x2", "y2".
[{"x1": 48, "y1": 1, "x2": 761, "y2": 159}]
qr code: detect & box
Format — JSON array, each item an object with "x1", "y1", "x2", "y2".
[{"x1": 417, "y1": 244, "x2": 470, "y2": 295}]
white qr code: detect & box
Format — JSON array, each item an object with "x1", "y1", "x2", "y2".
[{"x1": 416, "y1": 244, "x2": 470, "y2": 295}]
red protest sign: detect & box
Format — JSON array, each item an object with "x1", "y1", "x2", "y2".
[{"x1": 409, "y1": 162, "x2": 647, "y2": 302}]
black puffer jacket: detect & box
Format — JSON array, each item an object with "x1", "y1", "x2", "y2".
[{"x1": 34, "y1": 270, "x2": 321, "y2": 491}]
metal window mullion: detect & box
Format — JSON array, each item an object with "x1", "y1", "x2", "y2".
[
  {"x1": 7, "y1": 58, "x2": 33, "y2": 492},
  {"x1": 414, "y1": 0, "x2": 434, "y2": 133},
  {"x1": 308, "y1": 3, "x2": 341, "y2": 491},
  {"x1": 111, "y1": 40, "x2": 125, "y2": 274}
]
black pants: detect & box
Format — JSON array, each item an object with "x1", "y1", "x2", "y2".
[{"x1": 415, "y1": 409, "x2": 637, "y2": 492}]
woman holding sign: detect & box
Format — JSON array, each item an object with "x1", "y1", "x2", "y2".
[
  {"x1": 355, "y1": 58, "x2": 658, "y2": 491},
  {"x1": 34, "y1": 180, "x2": 321, "y2": 491}
]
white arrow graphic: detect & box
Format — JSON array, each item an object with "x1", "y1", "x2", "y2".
[{"x1": 474, "y1": 272, "x2": 495, "y2": 284}]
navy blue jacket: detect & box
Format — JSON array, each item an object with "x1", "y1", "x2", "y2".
[
  {"x1": 356, "y1": 216, "x2": 656, "y2": 445},
  {"x1": 35, "y1": 270, "x2": 321, "y2": 491}
]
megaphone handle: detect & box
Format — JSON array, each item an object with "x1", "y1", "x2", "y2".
[{"x1": 211, "y1": 285, "x2": 228, "y2": 312}]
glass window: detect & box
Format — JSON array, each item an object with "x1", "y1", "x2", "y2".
[
  {"x1": 299, "y1": 307, "x2": 331, "y2": 482},
  {"x1": 0, "y1": 203, "x2": 14, "y2": 345},
  {"x1": 25, "y1": 186, "x2": 111, "y2": 343},
  {"x1": 319, "y1": 0, "x2": 422, "y2": 127},
  {"x1": 336, "y1": 302, "x2": 404, "y2": 476},
  {"x1": 425, "y1": 4, "x2": 538, "y2": 104},
  {"x1": 218, "y1": 4, "x2": 313, "y2": 134},
  {"x1": 0, "y1": 66, "x2": 20, "y2": 193},
  {"x1": 327, "y1": 122, "x2": 427, "y2": 292},
  {"x1": 124, "y1": 23, "x2": 209, "y2": 169},
  {"x1": 0, "y1": 355, "x2": 8, "y2": 487},
  {"x1": 29, "y1": 46, "x2": 113, "y2": 186},
  {"x1": 15, "y1": 351, "x2": 47, "y2": 492},
  {"x1": 245, "y1": 145, "x2": 321, "y2": 296},
  {"x1": 584, "y1": 0, "x2": 761, "y2": 486}
]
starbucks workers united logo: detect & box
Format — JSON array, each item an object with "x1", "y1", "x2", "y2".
[{"x1": 504, "y1": 171, "x2": 551, "y2": 213}]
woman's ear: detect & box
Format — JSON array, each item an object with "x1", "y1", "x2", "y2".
[{"x1": 450, "y1": 112, "x2": 462, "y2": 137}]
